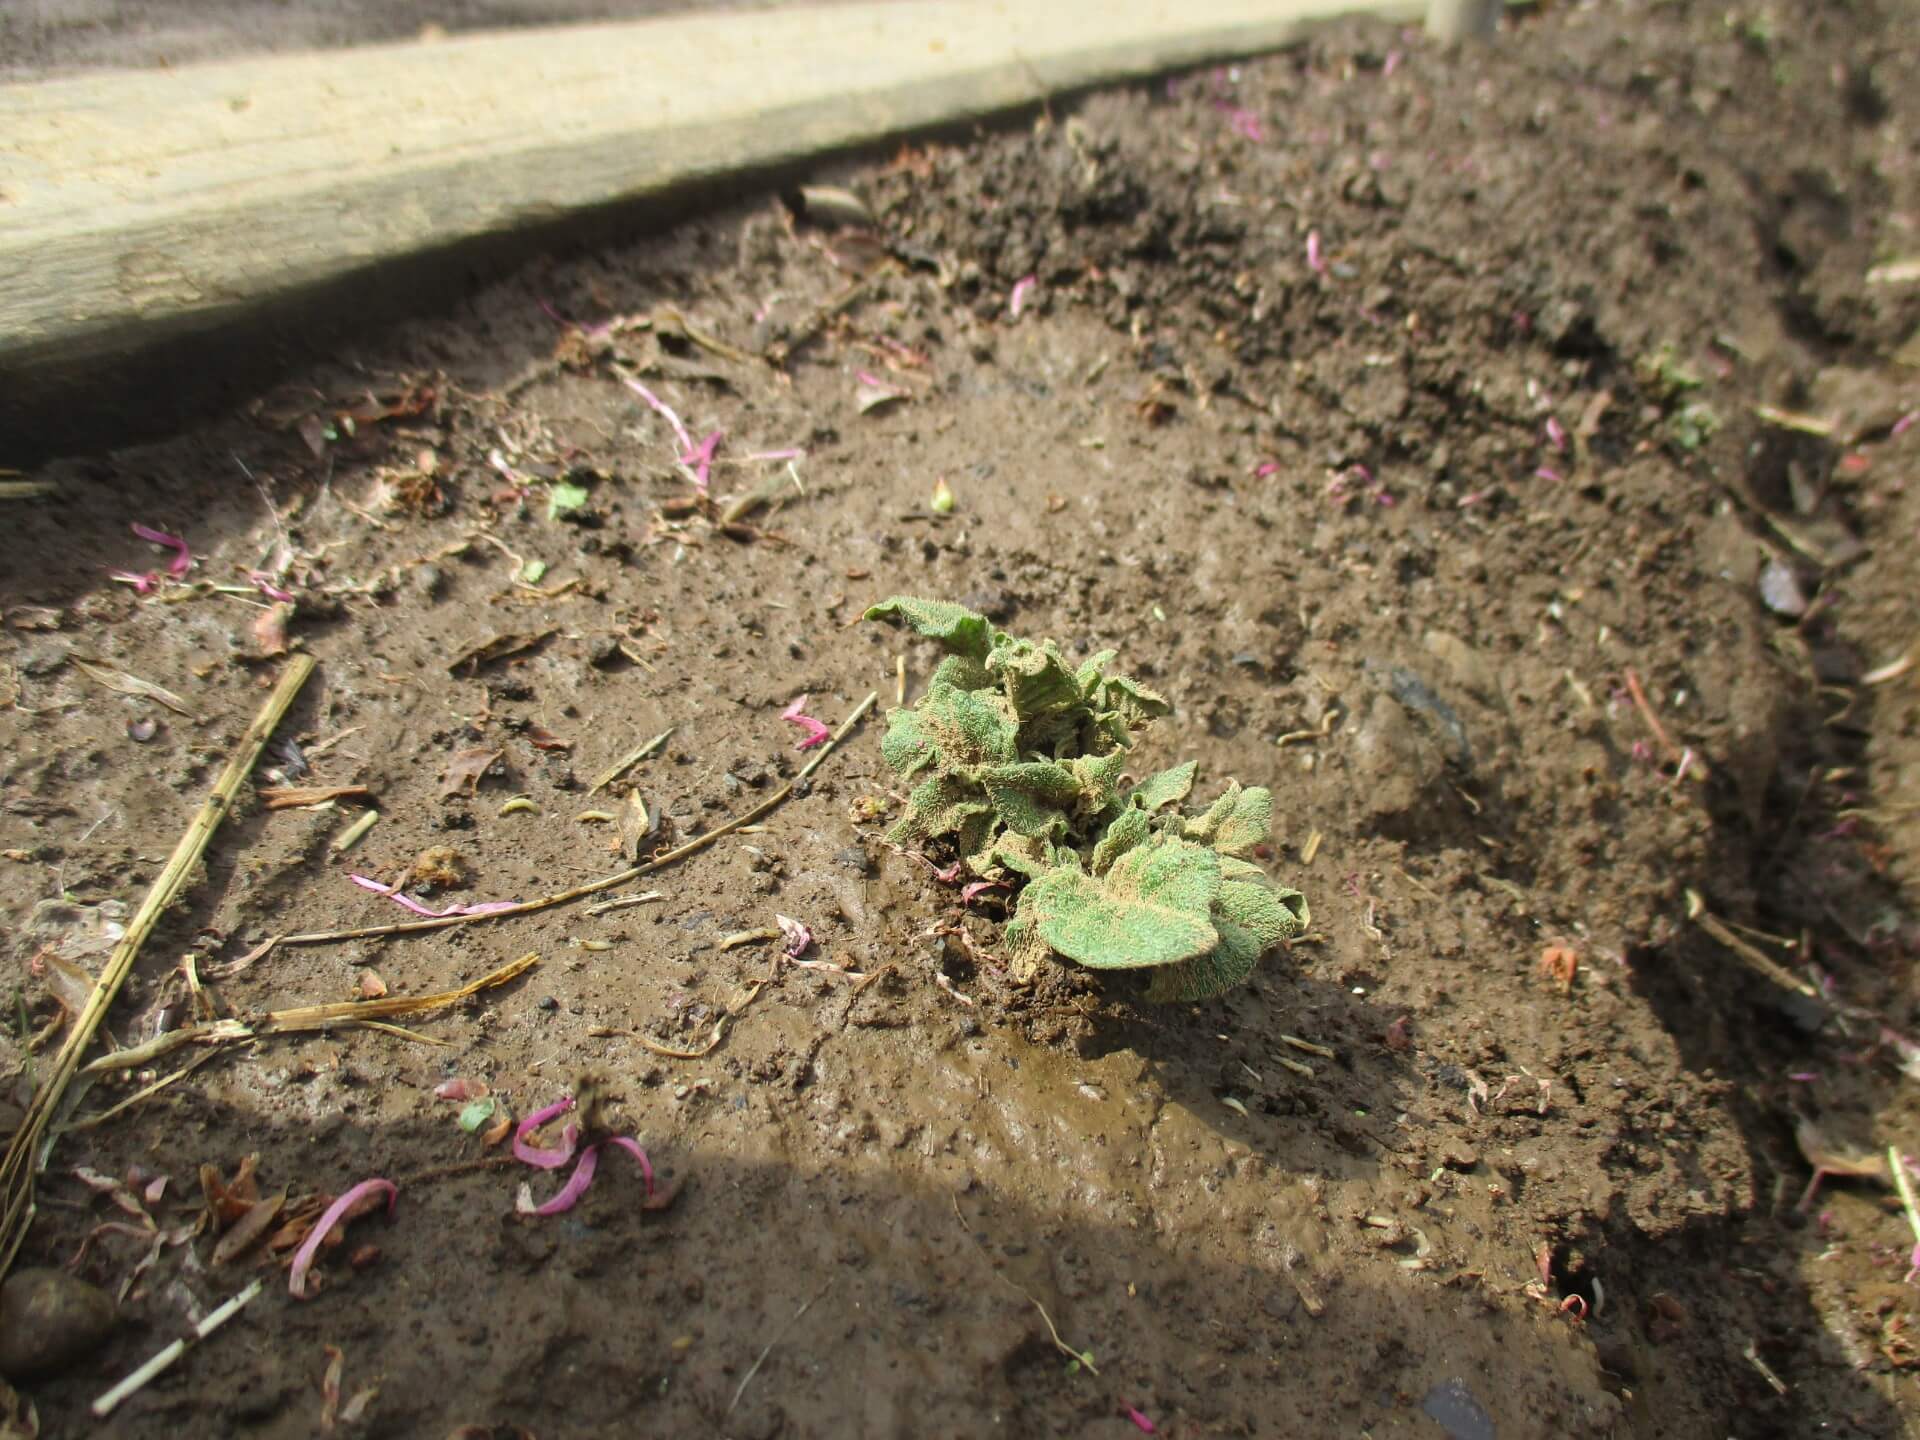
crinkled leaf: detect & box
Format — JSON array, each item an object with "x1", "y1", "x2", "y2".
[
  {"x1": 880, "y1": 682, "x2": 1017, "y2": 780},
  {"x1": 888, "y1": 772, "x2": 993, "y2": 848},
  {"x1": 981, "y1": 762, "x2": 1079, "y2": 838},
  {"x1": 1146, "y1": 876, "x2": 1306, "y2": 1003},
  {"x1": 931, "y1": 653, "x2": 993, "y2": 692},
  {"x1": 1090, "y1": 673, "x2": 1171, "y2": 732},
  {"x1": 1074, "y1": 650, "x2": 1119, "y2": 696},
  {"x1": 1067, "y1": 750, "x2": 1128, "y2": 816},
  {"x1": 1127, "y1": 761, "x2": 1196, "y2": 812},
  {"x1": 1183, "y1": 783, "x2": 1272, "y2": 858},
  {"x1": 990, "y1": 639, "x2": 1087, "y2": 748},
  {"x1": 1021, "y1": 836, "x2": 1221, "y2": 970},
  {"x1": 984, "y1": 831, "x2": 1058, "y2": 882},
  {"x1": 865, "y1": 597, "x2": 997, "y2": 660},
  {"x1": 1090, "y1": 805, "x2": 1150, "y2": 875}
]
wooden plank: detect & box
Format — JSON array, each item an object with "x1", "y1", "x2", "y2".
[{"x1": 0, "y1": 0, "x2": 1418, "y2": 447}]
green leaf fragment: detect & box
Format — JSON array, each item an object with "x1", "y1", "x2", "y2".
[
  {"x1": 546, "y1": 481, "x2": 591, "y2": 519},
  {"x1": 458, "y1": 1098, "x2": 498, "y2": 1132}
]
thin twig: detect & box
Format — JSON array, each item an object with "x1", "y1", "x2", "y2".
[
  {"x1": 728, "y1": 1281, "x2": 833, "y2": 1416},
  {"x1": 585, "y1": 727, "x2": 676, "y2": 796},
  {"x1": 1622, "y1": 667, "x2": 1709, "y2": 781},
  {"x1": 60, "y1": 1048, "x2": 225, "y2": 1135},
  {"x1": 274, "y1": 693, "x2": 876, "y2": 948},
  {"x1": 1889, "y1": 1145, "x2": 1920, "y2": 1279},
  {"x1": 93, "y1": 1277, "x2": 263, "y2": 1417},
  {"x1": 0, "y1": 657, "x2": 314, "y2": 1277},
  {"x1": 1003, "y1": 1279, "x2": 1098, "y2": 1375},
  {"x1": 1684, "y1": 890, "x2": 1822, "y2": 1002}
]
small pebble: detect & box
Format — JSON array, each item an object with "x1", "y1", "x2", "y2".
[{"x1": 0, "y1": 1268, "x2": 115, "y2": 1380}]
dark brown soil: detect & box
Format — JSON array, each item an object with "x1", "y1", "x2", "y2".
[{"x1": 5, "y1": 3, "x2": 1920, "y2": 1437}]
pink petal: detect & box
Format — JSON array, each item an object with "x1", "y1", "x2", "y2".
[
  {"x1": 1534, "y1": 466, "x2": 1563, "y2": 482},
  {"x1": 519, "y1": 1142, "x2": 600, "y2": 1215},
  {"x1": 131, "y1": 523, "x2": 193, "y2": 577},
  {"x1": 248, "y1": 572, "x2": 296, "y2": 602},
  {"x1": 1893, "y1": 409, "x2": 1917, "y2": 439},
  {"x1": 1125, "y1": 1407, "x2": 1157, "y2": 1435},
  {"x1": 1306, "y1": 230, "x2": 1326, "y2": 274},
  {"x1": 780, "y1": 695, "x2": 832, "y2": 750},
  {"x1": 347, "y1": 874, "x2": 520, "y2": 919},
  {"x1": 621, "y1": 377, "x2": 693, "y2": 454},
  {"x1": 108, "y1": 570, "x2": 160, "y2": 594},
  {"x1": 607, "y1": 1135, "x2": 656, "y2": 1198},
  {"x1": 514, "y1": 1097, "x2": 580, "y2": 1170},
  {"x1": 1545, "y1": 416, "x2": 1568, "y2": 452},
  {"x1": 1253, "y1": 461, "x2": 1281, "y2": 478},
  {"x1": 679, "y1": 429, "x2": 724, "y2": 494},
  {"x1": 775, "y1": 913, "x2": 813, "y2": 959},
  {"x1": 434, "y1": 1078, "x2": 489, "y2": 1101},
  {"x1": 289, "y1": 1179, "x2": 396, "y2": 1299},
  {"x1": 1009, "y1": 275, "x2": 1038, "y2": 319},
  {"x1": 959, "y1": 880, "x2": 1006, "y2": 903}
]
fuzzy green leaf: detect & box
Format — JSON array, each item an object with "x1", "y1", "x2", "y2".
[
  {"x1": 1145, "y1": 873, "x2": 1306, "y2": 1002},
  {"x1": 981, "y1": 761, "x2": 1079, "y2": 838},
  {"x1": 931, "y1": 653, "x2": 993, "y2": 692},
  {"x1": 1090, "y1": 673, "x2": 1171, "y2": 731},
  {"x1": 1090, "y1": 805, "x2": 1150, "y2": 875},
  {"x1": 1067, "y1": 750, "x2": 1129, "y2": 816},
  {"x1": 1128, "y1": 761, "x2": 1196, "y2": 812},
  {"x1": 880, "y1": 682, "x2": 1017, "y2": 781},
  {"x1": 1183, "y1": 783, "x2": 1272, "y2": 858},
  {"x1": 1021, "y1": 836, "x2": 1221, "y2": 970},
  {"x1": 865, "y1": 597, "x2": 997, "y2": 659},
  {"x1": 1074, "y1": 650, "x2": 1119, "y2": 695},
  {"x1": 983, "y1": 831, "x2": 1058, "y2": 881},
  {"x1": 888, "y1": 772, "x2": 994, "y2": 849},
  {"x1": 990, "y1": 639, "x2": 1087, "y2": 748}
]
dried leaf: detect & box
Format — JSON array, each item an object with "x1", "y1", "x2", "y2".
[
  {"x1": 526, "y1": 724, "x2": 572, "y2": 753},
  {"x1": 320, "y1": 1345, "x2": 344, "y2": 1431},
  {"x1": 70, "y1": 656, "x2": 196, "y2": 719},
  {"x1": 259, "y1": 785, "x2": 373, "y2": 811},
  {"x1": 618, "y1": 790, "x2": 650, "y2": 863},
  {"x1": 440, "y1": 747, "x2": 503, "y2": 799},
  {"x1": 445, "y1": 629, "x2": 555, "y2": 675},
  {"x1": 246, "y1": 602, "x2": 295, "y2": 659},
  {"x1": 211, "y1": 1188, "x2": 287, "y2": 1265},
  {"x1": 356, "y1": 971, "x2": 388, "y2": 1000},
  {"x1": 201, "y1": 1154, "x2": 260, "y2": 1226}
]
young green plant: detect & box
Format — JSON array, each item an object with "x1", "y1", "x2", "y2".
[{"x1": 866, "y1": 597, "x2": 1307, "y2": 1001}]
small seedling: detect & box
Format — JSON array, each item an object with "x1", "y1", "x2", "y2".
[{"x1": 865, "y1": 597, "x2": 1308, "y2": 1001}]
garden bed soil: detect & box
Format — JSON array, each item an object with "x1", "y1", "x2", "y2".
[{"x1": 4, "y1": 2, "x2": 1920, "y2": 1436}]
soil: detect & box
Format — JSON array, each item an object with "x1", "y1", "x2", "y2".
[{"x1": 4, "y1": 2, "x2": 1920, "y2": 1437}]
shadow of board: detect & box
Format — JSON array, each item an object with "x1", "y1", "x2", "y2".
[{"x1": 21, "y1": 1086, "x2": 1855, "y2": 1439}]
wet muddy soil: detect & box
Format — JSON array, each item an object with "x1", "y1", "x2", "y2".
[{"x1": 4, "y1": 2, "x2": 1920, "y2": 1436}]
